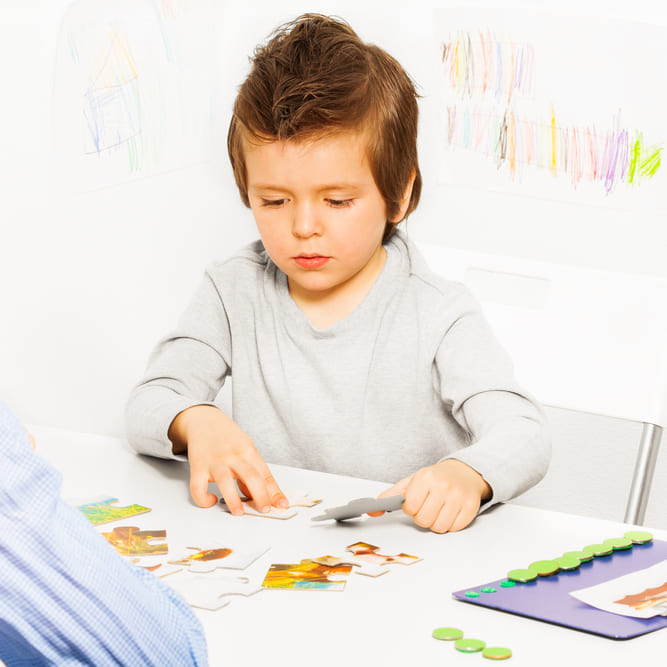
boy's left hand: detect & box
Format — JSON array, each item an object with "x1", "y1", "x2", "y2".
[{"x1": 371, "y1": 459, "x2": 492, "y2": 534}]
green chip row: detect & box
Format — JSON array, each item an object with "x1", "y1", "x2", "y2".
[{"x1": 506, "y1": 531, "x2": 652, "y2": 583}]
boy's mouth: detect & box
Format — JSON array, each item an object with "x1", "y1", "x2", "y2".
[{"x1": 294, "y1": 254, "x2": 330, "y2": 269}]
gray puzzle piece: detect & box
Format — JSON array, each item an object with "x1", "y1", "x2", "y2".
[{"x1": 311, "y1": 495, "x2": 405, "y2": 522}]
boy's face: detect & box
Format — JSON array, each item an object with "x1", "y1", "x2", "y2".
[{"x1": 244, "y1": 130, "x2": 399, "y2": 309}]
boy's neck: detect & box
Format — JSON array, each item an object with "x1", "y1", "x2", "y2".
[{"x1": 288, "y1": 246, "x2": 387, "y2": 329}]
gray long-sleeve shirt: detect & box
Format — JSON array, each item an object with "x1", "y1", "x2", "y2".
[{"x1": 125, "y1": 231, "x2": 550, "y2": 505}]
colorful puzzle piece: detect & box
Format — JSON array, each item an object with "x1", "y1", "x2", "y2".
[
  {"x1": 345, "y1": 541, "x2": 421, "y2": 566},
  {"x1": 169, "y1": 544, "x2": 269, "y2": 572},
  {"x1": 219, "y1": 488, "x2": 320, "y2": 518},
  {"x1": 169, "y1": 574, "x2": 263, "y2": 610},
  {"x1": 76, "y1": 496, "x2": 151, "y2": 526},
  {"x1": 310, "y1": 554, "x2": 387, "y2": 578},
  {"x1": 101, "y1": 526, "x2": 168, "y2": 556},
  {"x1": 262, "y1": 559, "x2": 352, "y2": 591}
]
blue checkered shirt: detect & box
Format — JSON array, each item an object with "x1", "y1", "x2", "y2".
[{"x1": 0, "y1": 399, "x2": 208, "y2": 666}]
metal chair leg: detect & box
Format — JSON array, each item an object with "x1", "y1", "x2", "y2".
[{"x1": 624, "y1": 423, "x2": 663, "y2": 525}]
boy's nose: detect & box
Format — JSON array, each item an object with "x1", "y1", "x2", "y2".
[{"x1": 291, "y1": 202, "x2": 322, "y2": 238}]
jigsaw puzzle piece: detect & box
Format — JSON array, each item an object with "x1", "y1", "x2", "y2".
[
  {"x1": 284, "y1": 489, "x2": 322, "y2": 507},
  {"x1": 219, "y1": 487, "x2": 322, "y2": 518},
  {"x1": 262, "y1": 559, "x2": 352, "y2": 591},
  {"x1": 219, "y1": 499, "x2": 297, "y2": 519},
  {"x1": 169, "y1": 574, "x2": 262, "y2": 611},
  {"x1": 345, "y1": 541, "x2": 421, "y2": 566},
  {"x1": 75, "y1": 495, "x2": 151, "y2": 526},
  {"x1": 169, "y1": 544, "x2": 270, "y2": 571},
  {"x1": 101, "y1": 525, "x2": 168, "y2": 556},
  {"x1": 310, "y1": 555, "x2": 387, "y2": 578}
]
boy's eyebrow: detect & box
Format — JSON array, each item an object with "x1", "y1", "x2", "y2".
[{"x1": 249, "y1": 182, "x2": 367, "y2": 193}]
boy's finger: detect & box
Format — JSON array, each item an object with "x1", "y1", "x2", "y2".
[
  {"x1": 264, "y1": 474, "x2": 288, "y2": 508},
  {"x1": 189, "y1": 467, "x2": 219, "y2": 509},
  {"x1": 413, "y1": 491, "x2": 443, "y2": 530},
  {"x1": 237, "y1": 479, "x2": 251, "y2": 499},
  {"x1": 249, "y1": 455, "x2": 288, "y2": 508},
  {"x1": 377, "y1": 475, "x2": 411, "y2": 499},
  {"x1": 431, "y1": 504, "x2": 460, "y2": 534},
  {"x1": 368, "y1": 479, "x2": 410, "y2": 517},
  {"x1": 449, "y1": 501, "x2": 479, "y2": 532},
  {"x1": 215, "y1": 470, "x2": 246, "y2": 515},
  {"x1": 232, "y1": 461, "x2": 273, "y2": 513}
]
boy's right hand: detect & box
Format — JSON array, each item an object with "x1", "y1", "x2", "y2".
[{"x1": 168, "y1": 405, "x2": 288, "y2": 515}]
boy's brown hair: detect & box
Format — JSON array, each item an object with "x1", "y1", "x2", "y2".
[{"x1": 227, "y1": 13, "x2": 422, "y2": 240}]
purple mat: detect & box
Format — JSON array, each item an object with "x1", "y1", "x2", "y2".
[{"x1": 452, "y1": 539, "x2": 667, "y2": 639}]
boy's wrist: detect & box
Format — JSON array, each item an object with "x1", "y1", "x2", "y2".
[
  {"x1": 438, "y1": 458, "x2": 492, "y2": 501},
  {"x1": 168, "y1": 404, "x2": 220, "y2": 454}
]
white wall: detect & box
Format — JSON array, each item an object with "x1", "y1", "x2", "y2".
[{"x1": 1, "y1": 0, "x2": 665, "y2": 527}]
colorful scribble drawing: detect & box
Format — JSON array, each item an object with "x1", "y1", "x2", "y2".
[
  {"x1": 76, "y1": 496, "x2": 151, "y2": 526},
  {"x1": 441, "y1": 30, "x2": 662, "y2": 193},
  {"x1": 345, "y1": 542, "x2": 421, "y2": 566},
  {"x1": 442, "y1": 29, "x2": 536, "y2": 105},
  {"x1": 82, "y1": 28, "x2": 141, "y2": 168},
  {"x1": 262, "y1": 560, "x2": 352, "y2": 591},
  {"x1": 101, "y1": 526, "x2": 168, "y2": 556}
]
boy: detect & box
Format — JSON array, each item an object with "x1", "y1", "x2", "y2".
[
  {"x1": 0, "y1": 398, "x2": 208, "y2": 666},
  {"x1": 126, "y1": 14, "x2": 550, "y2": 534}
]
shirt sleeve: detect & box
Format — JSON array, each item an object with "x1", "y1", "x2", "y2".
[
  {"x1": 125, "y1": 270, "x2": 233, "y2": 459},
  {"x1": 0, "y1": 400, "x2": 209, "y2": 667},
  {"x1": 433, "y1": 301, "x2": 551, "y2": 507}
]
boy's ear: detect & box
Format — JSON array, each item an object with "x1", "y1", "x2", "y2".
[{"x1": 390, "y1": 169, "x2": 417, "y2": 223}]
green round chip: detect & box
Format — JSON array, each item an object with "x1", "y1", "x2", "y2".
[
  {"x1": 432, "y1": 626, "x2": 463, "y2": 641},
  {"x1": 563, "y1": 550, "x2": 593, "y2": 563},
  {"x1": 500, "y1": 580, "x2": 516, "y2": 588},
  {"x1": 624, "y1": 530, "x2": 653, "y2": 544},
  {"x1": 507, "y1": 568, "x2": 538, "y2": 583},
  {"x1": 483, "y1": 646, "x2": 513, "y2": 660},
  {"x1": 603, "y1": 537, "x2": 633, "y2": 550},
  {"x1": 455, "y1": 638, "x2": 486, "y2": 653},
  {"x1": 529, "y1": 559, "x2": 560, "y2": 576},
  {"x1": 582, "y1": 543, "x2": 613, "y2": 557},
  {"x1": 555, "y1": 555, "x2": 581, "y2": 571},
  {"x1": 465, "y1": 590, "x2": 480, "y2": 598},
  {"x1": 481, "y1": 586, "x2": 497, "y2": 593}
]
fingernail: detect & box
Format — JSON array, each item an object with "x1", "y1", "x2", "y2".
[
  {"x1": 232, "y1": 508, "x2": 243, "y2": 516},
  {"x1": 277, "y1": 497, "x2": 288, "y2": 508},
  {"x1": 261, "y1": 505, "x2": 271, "y2": 513}
]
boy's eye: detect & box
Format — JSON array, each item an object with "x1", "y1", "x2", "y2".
[
  {"x1": 326, "y1": 198, "x2": 353, "y2": 208},
  {"x1": 261, "y1": 198, "x2": 287, "y2": 207}
]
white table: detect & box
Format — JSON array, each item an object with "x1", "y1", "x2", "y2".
[{"x1": 31, "y1": 425, "x2": 667, "y2": 667}]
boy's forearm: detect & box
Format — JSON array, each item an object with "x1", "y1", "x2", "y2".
[
  {"x1": 454, "y1": 391, "x2": 551, "y2": 507},
  {"x1": 125, "y1": 385, "x2": 217, "y2": 460}
]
